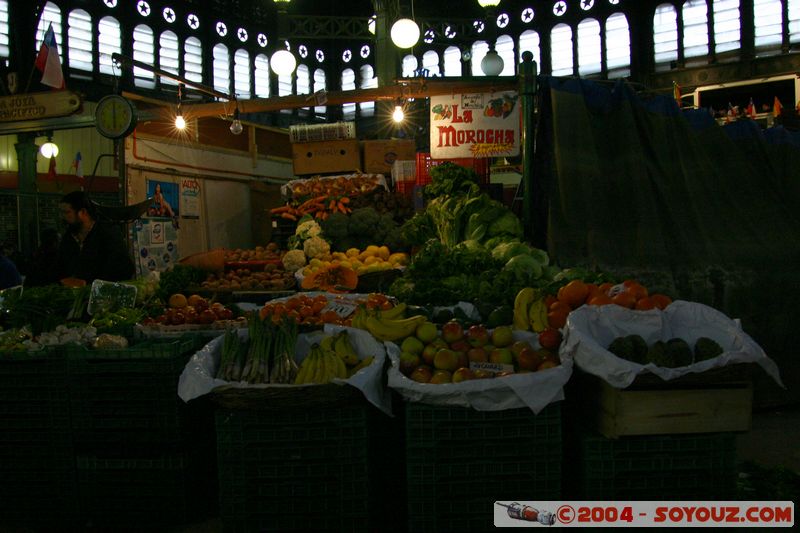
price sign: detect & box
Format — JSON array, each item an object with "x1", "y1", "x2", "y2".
[
  {"x1": 322, "y1": 300, "x2": 358, "y2": 318},
  {"x1": 469, "y1": 361, "x2": 515, "y2": 375}
]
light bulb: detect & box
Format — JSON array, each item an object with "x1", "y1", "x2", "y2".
[
  {"x1": 368, "y1": 15, "x2": 376, "y2": 35},
  {"x1": 175, "y1": 111, "x2": 186, "y2": 130},
  {"x1": 481, "y1": 49, "x2": 504, "y2": 76},
  {"x1": 391, "y1": 18, "x2": 420, "y2": 49},
  {"x1": 40, "y1": 141, "x2": 59, "y2": 158},
  {"x1": 477, "y1": 0, "x2": 501, "y2": 7},
  {"x1": 230, "y1": 119, "x2": 243, "y2": 135},
  {"x1": 271, "y1": 49, "x2": 297, "y2": 75},
  {"x1": 392, "y1": 105, "x2": 405, "y2": 123}
]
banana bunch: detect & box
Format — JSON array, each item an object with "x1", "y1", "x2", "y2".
[
  {"x1": 294, "y1": 342, "x2": 347, "y2": 384},
  {"x1": 350, "y1": 302, "x2": 407, "y2": 331},
  {"x1": 513, "y1": 287, "x2": 549, "y2": 332},
  {"x1": 347, "y1": 355, "x2": 375, "y2": 378},
  {"x1": 333, "y1": 329, "x2": 359, "y2": 366},
  {"x1": 364, "y1": 314, "x2": 427, "y2": 342}
]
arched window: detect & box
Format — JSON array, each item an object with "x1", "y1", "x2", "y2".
[
  {"x1": 184, "y1": 37, "x2": 202, "y2": 83},
  {"x1": 314, "y1": 68, "x2": 326, "y2": 117},
  {"x1": 422, "y1": 50, "x2": 440, "y2": 77},
  {"x1": 159, "y1": 31, "x2": 179, "y2": 86},
  {"x1": 605, "y1": 13, "x2": 630, "y2": 78},
  {"x1": 278, "y1": 71, "x2": 292, "y2": 100},
  {"x1": 98, "y1": 16, "x2": 121, "y2": 76},
  {"x1": 714, "y1": 0, "x2": 741, "y2": 54},
  {"x1": 36, "y1": 2, "x2": 62, "y2": 53},
  {"x1": 682, "y1": 0, "x2": 708, "y2": 60},
  {"x1": 443, "y1": 46, "x2": 462, "y2": 76},
  {"x1": 296, "y1": 64, "x2": 310, "y2": 113},
  {"x1": 496, "y1": 35, "x2": 515, "y2": 75},
  {"x1": 133, "y1": 25, "x2": 155, "y2": 88},
  {"x1": 402, "y1": 55, "x2": 417, "y2": 77},
  {"x1": 341, "y1": 68, "x2": 356, "y2": 120},
  {"x1": 67, "y1": 9, "x2": 93, "y2": 73},
  {"x1": 577, "y1": 19, "x2": 601, "y2": 76},
  {"x1": 471, "y1": 41, "x2": 489, "y2": 76},
  {"x1": 518, "y1": 30, "x2": 541, "y2": 68},
  {"x1": 233, "y1": 49, "x2": 251, "y2": 98},
  {"x1": 359, "y1": 64, "x2": 377, "y2": 116},
  {"x1": 791, "y1": 0, "x2": 800, "y2": 44},
  {"x1": 551, "y1": 23, "x2": 573, "y2": 76},
  {"x1": 754, "y1": 0, "x2": 783, "y2": 53},
  {"x1": 213, "y1": 43, "x2": 230, "y2": 94},
  {"x1": 0, "y1": 1, "x2": 9, "y2": 58},
  {"x1": 254, "y1": 54, "x2": 270, "y2": 97},
  {"x1": 653, "y1": 3, "x2": 678, "y2": 69}
]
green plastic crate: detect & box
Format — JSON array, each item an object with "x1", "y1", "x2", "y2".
[
  {"x1": 215, "y1": 399, "x2": 403, "y2": 533},
  {"x1": 404, "y1": 402, "x2": 562, "y2": 533},
  {"x1": 0, "y1": 466, "x2": 78, "y2": 527}
]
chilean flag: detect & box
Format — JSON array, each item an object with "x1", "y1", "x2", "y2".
[{"x1": 34, "y1": 23, "x2": 65, "y2": 89}]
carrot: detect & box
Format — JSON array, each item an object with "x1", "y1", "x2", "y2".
[
  {"x1": 298, "y1": 195, "x2": 328, "y2": 211},
  {"x1": 280, "y1": 212, "x2": 298, "y2": 221},
  {"x1": 328, "y1": 199, "x2": 337, "y2": 211},
  {"x1": 270, "y1": 205, "x2": 293, "y2": 214},
  {"x1": 339, "y1": 196, "x2": 350, "y2": 204}
]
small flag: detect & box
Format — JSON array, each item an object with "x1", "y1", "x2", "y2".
[
  {"x1": 47, "y1": 155, "x2": 57, "y2": 181},
  {"x1": 773, "y1": 96, "x2": 783, "y2": 118},
  {"x1": 34, "y1": 23, "x2": 65, "y2": 89},
  {"x1": 72, "y1": 151, "x2": 83, "y2": 178},
  {"x1": 725, "y1": 102, "x2": 735, "y2": 123},
  {"x1": 672, "y1": 81, "x2": 682, "y2": 108},
  {"x1": 745, "y1": 98, "x2": 756, "y2": 118}
]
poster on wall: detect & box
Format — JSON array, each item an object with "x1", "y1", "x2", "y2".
[
  {"x1": 180, "y1": 177, "x2": 201, "y2": 219},
  {"x1": 429, "y1": 92, "x2": 520, "y2": 159},
  {"x1": 146, "y1": 179, "x2": 180, "y2": 228},
  {"x1": 132, "y1": 218, "x2": 179, "y2": 276}
]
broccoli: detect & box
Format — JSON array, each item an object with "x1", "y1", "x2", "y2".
[
  {"x1": 320, "y1": 212, "x2": 349, "y2": 241},
  {"x1": 625, "y1": 334, "x2": 648, "y2": 364},
  {"x1": 607, "y1": 336, "x2": 635, "y2": 361},
  {"x1": 665, "y1": 338, "x2": 693, "y2": 367},
  {"x1": 348, "y1": 207, "x2": 381, "y2": 237},
  {"x1": 374, "y1": 212, "x2": 398, "y2": 242},
  {"x1": 694, "y1": 337, "x2": 724, "y2": 362},
  {"x1": 383, "y1": 226, "x2": 409, "y2": 253}
]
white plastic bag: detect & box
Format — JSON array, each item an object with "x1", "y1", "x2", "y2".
[{"x1": 561, "y1": 300, "x2": 783, "y2": 389}]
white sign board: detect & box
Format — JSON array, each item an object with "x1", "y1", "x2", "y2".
[{"x1": 429, "y1": 91, "x2": 520, "y2": 159}]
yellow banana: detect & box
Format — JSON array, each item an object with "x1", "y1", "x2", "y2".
[
  {"x1": 334, "y1": 331, "x2": 360, "y2": 366},
  {"x1": 514, "y1": 287, "x2": 538, "y2": 331},
  {"x1": 379, "y1": 302, "x2": 407, "y2": 320},
  {"x1": 347, "y1": 355, "x2": 375, "y2": 377},
  {"x1": 311, "y1": 349, "x2": 326, "y2": 384},
  {"x1": 366, "y1": 314, "x2": 427, "y2": 342},
  {"x1": 294, "y1": 352, "x2": 314, "y2": 384},
  {"x1": 528, "y1": 298, "x2": 549, "y2": 333},
  {"x1": 333, "y1": 352, "x2": 347, "y2": 379},
  {"x1": 351, "y1": 309, "x2": 368, "y2": 330},
  {"x1": 320, "y1": 334, "x2": 335, "y2": 352}
]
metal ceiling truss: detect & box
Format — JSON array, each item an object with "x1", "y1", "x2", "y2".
[{"x1": 287, "y1": 15, "x2": 373, "y2": 40}]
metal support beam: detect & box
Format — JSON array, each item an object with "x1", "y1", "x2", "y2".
[
  {"x1": 519, "y1": 53, "x2": 537, "y2": 243},
  {"x1": 14, "y1": 133, "x2": 39, "y2": 259}
]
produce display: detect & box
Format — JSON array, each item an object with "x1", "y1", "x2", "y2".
[
  {"x1": 294, "y1": 330, "x2": 375, "y2": 384},
  {"x1": 224, "y1": 243, "x2": 282, "y2": 263},
  {"x1": 216, "y1": 316, "x2": 298, "y2": 384},
  {"x1": 271, "y1": 175, "x2": 384, "y2": 221},
  {"x1": 258, "y1": 293, "x2": 394, "y2": 327},
  {"x1": 199, "y1": 264, "x2": 296, "y2": 292},
  {"x1": 302, "y1": 247, "x2": 408, "y2": 277},
  {"x1": 143, "y1": 294, "x2": 240, "y2": 327},
  {"x1": 607, "y1": 334, "x2": 723, "y2": 367}
]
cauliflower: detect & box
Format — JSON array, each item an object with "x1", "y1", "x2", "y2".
[
  {"x1": 281, "y1": 249, "x2": 307, "y2": 272},
  {"x1": 303, "y1": 236, "x2": 331, "y2": 259},
  {"x1": 288, "y1": 218, "x2": 324, "y2": 250}
]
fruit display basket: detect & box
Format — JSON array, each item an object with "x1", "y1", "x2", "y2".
[{"x1": 404, "y1": 402, "x2": 562, "y2": 533}]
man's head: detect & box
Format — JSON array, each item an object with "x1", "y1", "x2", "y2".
[{"x1": 60, "y1": 191, "x2": 96, "y2": 233}]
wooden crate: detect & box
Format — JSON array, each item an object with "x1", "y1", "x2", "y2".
[
  {"x1": 577, "y1": 365, "x2": 753, "y2": 439},
  {"x1": 291, "y1": 140, "x2": 361, "y2": 175}
]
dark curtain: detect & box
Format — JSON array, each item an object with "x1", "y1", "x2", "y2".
[{"x1": 533, "y1": 77, "x2": 800, "y2": 404}]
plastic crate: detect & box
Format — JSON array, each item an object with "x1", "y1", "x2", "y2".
[
  {"x1": 76, "y1": 452, "x2": 214, "y2": 527},
  {"x1": 65, "y1": 336, "x2": 203, "y2": 447},
  {"x1": 415, "y1": 152, "x2": 491, "y2": 186},
  {"x1": 215, "y1": 400, "x2": 403, "y2": 533},
  {"x1": 404, "y1": 402, "x2": 562, "y2": 533},
  {"x1": 0, "y1": 465, "x2": 79, "y2": 527},
  {"x1": 0, "y1": 349, "x2": 70, "y2": 432},
  {"x1": 576, "y1": 431, "x2": 738, "y2": 500}
]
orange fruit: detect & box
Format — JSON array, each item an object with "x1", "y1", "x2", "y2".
[
  {"x1": 544, "y1": 294, "x2": 558, "y2": 308},
  {"x1": 549, "y1": 300, "x2": 572, "y2": 314},
  {"x1": 611, "y1": 291, "x2": 637, "y2": 309},
  {"x1": 623, "y1": 280, "x2": 649, "y2": 300},
  {"x1": 559, "y1": 280, "x2": 590, "y2": 308},
  {"x1": 587, "y1": 294, "x2": 613, "y2": 306},
  {"x1": 598, "y1": 282, "x2": 614, "y2": 295},
  {"x1": 650, "y1": 293, "x2": 673, "y2": 310},
  {"x1": 634, "y1": 297, "x2": 656, "y2": 310},
  {"x1": 547, "y1": 309, "x2": 569, "y2": 329}
]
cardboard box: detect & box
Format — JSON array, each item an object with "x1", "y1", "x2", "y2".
[
  {"x1": 291, "y1": 140, "x2": 361, "y2": 176},
  {"x1": 362, "y1": 140, "x2": 416, "y2": 174}
]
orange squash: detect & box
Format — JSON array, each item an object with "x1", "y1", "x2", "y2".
[{"x1": 301, "y1": 265, "x2": 358, "y2": 293}]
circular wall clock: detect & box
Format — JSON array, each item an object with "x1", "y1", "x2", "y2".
[{"x1": 95, "y1": 95, "x2": 138, "y2": 139}]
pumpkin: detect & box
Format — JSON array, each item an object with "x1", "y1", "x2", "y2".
[{"x1": 300, "y1": 265, "x2": 358, "y2": 293}]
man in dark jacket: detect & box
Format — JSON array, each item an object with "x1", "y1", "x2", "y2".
[
  {"x1": 0, "y1": 251, "x2": 22, "y2": 289},
  {"x1": 56, "y1": 191, "x2": 135, "y2": 285}
]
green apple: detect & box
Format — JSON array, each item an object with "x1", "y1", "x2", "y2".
[
  {"x1": 415, "y1": 321, "x2": 438, "y2": 343},
  {"x1": 399, "y1": 352, "x2": 421, "y2": 376},
  {"x1": 429, "y1": 370, "x2": 452, "y2": 384},
  {"x1": 452, "y1": 367, "x2": 475, "y2": 383},
  {"x1": 410, "y1": 365, "x2": 433, "y2": 383},
  {"x1": 489, "y1": 347, "x2": 514, "y2": 365},
  {"x1": 491, "y1": 326, "x2": 514, "y2": 348},
  {"x1": 433, "y1": 348, "x2": 460, "y2": 372},
  {"x1": 401, "y1": 336, "x2": 425, "y2": 355}
]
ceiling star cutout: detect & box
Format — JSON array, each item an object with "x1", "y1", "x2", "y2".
[
  {"x1": 424, "y1": 29, "x2": 435, "y2": 43},
  {"x1": 473, "y1": 20, "x2": 485, "y2": 33},
  {"x1": 299, "y1": 45, "x2": 309, "y2": 58},
  {"x1": 342, "y1": 49, "x2": 352, "y2": 62},
  {"x1": 553, "y1": 1, "x2": 567, "y2": 16},
  {"x1": 316, "y1": 49, "x2": 325, "y2": 62},
  {"x1": 521, "y1": 8, "x2": 535, "y2": 23},
  {"x1": 163, "y1": 7, "x2": 175, "y2": 23},
  {"x1": 581, "y1": 0, "x2": 595, "y2": 10},
  {"x1": 497, "y1": 13, "x2": 509, "y2": 28},
  {"x1": 238, "y1": 28, "x2": 248, "y2": 42},
  {"x1": 137, "y1": 1, "x2": 150, "y2": 16},
  {"x1": 257, "y1": 33, "x2": 268, "y2": 47},
  {"x1": 360, "y1": 45, "x2": 370, "y2": 58},
  {"x1": 104, "y1": 0, "x2": 117, "y2": 8},
  {"x1": 187, "y1": 14, "x2": 199, "y2": 29},
  {"x1": 216, "y1": 22, "x2": 227, "y2": 36}
]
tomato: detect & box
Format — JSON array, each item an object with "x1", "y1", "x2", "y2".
[{"x1": 538, "y1": 328, "x2": 563, "y2": 351}]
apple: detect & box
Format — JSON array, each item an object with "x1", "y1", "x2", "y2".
[
  {"x1": 491, "y1": 326, "x2": 514, "y2": 348},
  {"x1": 452, "y1": 368, "x2": 475, "y2": 383},
  {"x1": 216, "y1": 308, "x2": 233, "y2": 320},
  {"x1": 170, "y1": 311, "x2": 186, "y2": 325},
  {"x1": 401, "y1": 336, "x2": 425, "y2": 355},
  {"x1": 429, "y1": 370, "x2": 452, "y2": 384},
  {"x1": 433, "y1": 348, "x2": 460, "y2": 372},
  {"x1": 483, "y1": 344, "x2": 495, "y2": 353},
  {"x1": 537, "y1": 360, "x2": 558, "y2": 371},
  {"x1": 410, "y1": 365, "x2": 433, "y2": 383},
  {"x1": 441, "y1": 320, "x2": 464, "y2": 344},
  {"x1": 199, "y1": 309, "x2": 218, "y2": 325},
  {"x1": 466, "y1": 324, "x2": 490, "y2": 347},
  {"x1": 517, "y1": 347, "x2": 542, "y2": 371},
  {"x1": 467, "y1": 347, "x2": 488, "y2": 363},
  {"x1": 537, "y1": 349, "x2": 559, "y2": 364},
  {"x1": 183, "y1": 307, "x2": 198, "y2": 323},
  {"x1": 415, "y1": 321, "x2": 438, "y2": 344},
  {"x1": 456, "y1": 351, "x2": 469, "y2": 369},
  {"x1": 538, "y1": 328, "x2": 563, "y2": 351},
  {"x1": 399, "y1": 352, "x2": 421, "y2": 376},
  {"x1": 421, "y1": 343, "x2": 439, "y2": 365},
  {"x1": 510, "y1": 340, "x2": 532, "y2": 357},
  {"x1": 211, "y1": 301, "x2": 225, "y2": 312},
  {"x1": 489, "y1": 347, "x2": 514, "y2": 365},
  {"x1": 194, "y1": 299, "x2": 210, "y2": 312},
  {"x1": 449, "y1": 340, "x2": 471, "y2": 354},
  {"x1": 473, "y1": 369, "x2": 494, "y2": 379}
]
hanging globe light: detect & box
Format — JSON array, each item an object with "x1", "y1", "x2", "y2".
[
  {"x1": 271, "y1": 49, "x2": 297, "y2": 75},
  {"x1": 481, "y1": 48, "x2": 504, "y2": 76},
  {"x1": 391, "y1": 18, "x2": 420, "y2": 49}
]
